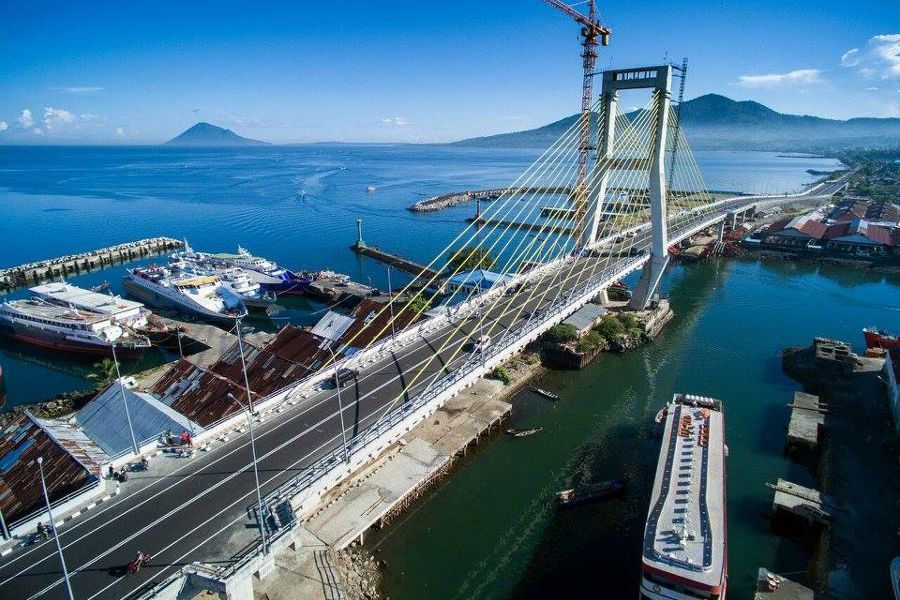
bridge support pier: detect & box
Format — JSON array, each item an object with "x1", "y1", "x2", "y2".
[{"x1": 626, "y1": 254, "x2": 669, "y2": 310}]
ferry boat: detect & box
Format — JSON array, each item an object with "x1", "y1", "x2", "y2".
[
  {"x1": 556, "y1": 479, "x2": 624, "y2": 507},
  {"x1": 30, "y1": 281, "x2": 150, "y2": 329},
  {"x1": 217, "y1": 268, "x2": 277, "y2": 310},
  {"x1": 0, "y1": 298, "x2": 151, "y2": 357},
  {"x1": 123, "y1": 266, "x2": 247, "y2": 325},
  {"x1": 863, "y1": 327, "x2": 900, "y2": 351},
  {"x1": 641, "y1": 393, "x2": 727, "y2": 600},
  {"x1": 212, "y1": 246, "x2": 312, "y2": 295}
]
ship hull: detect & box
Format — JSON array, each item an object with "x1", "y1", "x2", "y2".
[
  {"x1": 124, "y1": 277, "x2": 242, "y2": 326},
  {"x1": 864, "y1": 328, "x2": 900, "y2": 350},
  {"x1": 0, "y1": 320, "x2": 148, "y2": 359}
]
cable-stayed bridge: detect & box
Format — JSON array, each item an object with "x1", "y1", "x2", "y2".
[{"x1": 0, "y1": 65, "x2": 846, "y2": 600}]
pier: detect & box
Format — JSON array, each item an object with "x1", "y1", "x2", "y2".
[
  {"x1": 408, "y1": 186, "x2": 572, "y2": 212},
  {"x1": 465, "y1": 216, "x2": 575, "y2": 237},
  {"x1": 768, "y1": 478, "x2": 835, "y2": 527},
  {"x1": 754, "y1": 568, "x2": 816, "y2": 599},
  {"x1": 786, "y1": 391, "x2": 826, "y2": 454},
  {"x1": 0, "y1": 237, "x2": 183, "y2": 291}
]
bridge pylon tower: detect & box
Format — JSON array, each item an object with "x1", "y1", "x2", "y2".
[{"x1": 580, "y1": 64, "x2": 678, "y2": 309}]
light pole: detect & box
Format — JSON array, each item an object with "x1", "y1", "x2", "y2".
[
  {"x1": 37, "y1": 457, "x2": 75, "y2": 600},
  {"x1": 227, "y1": 392, "x2": 267, "y2": 555},
  {"x1": 324, "y1": 344, "x2": 350, "y2": 464},
  {"x1": 386, "y1": 266, "x2": 396, "y2": 342},
  {"x1": 234, "y1": 317, "x2": 255, "y2": 414},
  {"x1": 111, "y1": 342, "x2": 140, "y2": 456}
]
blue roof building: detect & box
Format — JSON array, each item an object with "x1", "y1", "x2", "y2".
[{"x1": 444, "y1": 269, "x2": 513, "y2": 296}]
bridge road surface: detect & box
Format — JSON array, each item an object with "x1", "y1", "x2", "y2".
[{"x1": 0, "y1": 186, "x2": 840, "y2": 599}]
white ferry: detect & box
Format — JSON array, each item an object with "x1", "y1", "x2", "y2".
[
  {"x1": 0, "y1": 298, "x2": 151, "y2": 357},
  {"x1": 216, "y1": 268, "x2": 277, "y2": 310},
  {"x1": 641, "y1": 393, "x2": 727, "y2": 600},
  {"x1": 123, "y1": 266, "x2": 247, "y2": 325},
  {"x1": 30, "y1": 281, "x2": 150, "y2": 328}
]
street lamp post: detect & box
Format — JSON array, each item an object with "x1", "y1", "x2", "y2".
[
  {"x1": 111, "y1": 342, "x2": 140, "y2": 456},
  {"x1": 324, "y1": 345, "x2": 350, "y2": 464},
  {"x1": 37, "y1": 457, "x2": 75, "y2": 600},
  {"x1": 227, "y1": 392, "x2": 267, "y2": 555}
]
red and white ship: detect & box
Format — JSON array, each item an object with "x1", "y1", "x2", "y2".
[
  {"x1": 863, "y1": 327, "x2": 900, "y2": 351},
  {"x1": 640, "y1": 393, "x2": 727, "y2": 600}
]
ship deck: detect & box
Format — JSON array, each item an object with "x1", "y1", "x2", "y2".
[
  {"x1": 31, "y1": 282, "x2": 144, "y2": 316},
  {"x1": 642, "y1": 395, "x2": 726, "y2": 591},
  {"x1": 3, "y1": 298, "x2": 111, "y2": 325}
]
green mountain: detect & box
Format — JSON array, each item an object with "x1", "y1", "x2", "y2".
[
  {"x1": 164, "y1": 122, "x2": 269, "y2": 147},
  {"x1": 453, "y1": 94, "x2": 900, "y2": 152}
]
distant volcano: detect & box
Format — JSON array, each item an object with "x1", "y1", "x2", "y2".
[{"x1": 164, "y1": 122, "x2": 269, "y2": 146}]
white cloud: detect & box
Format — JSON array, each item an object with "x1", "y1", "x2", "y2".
[
  {"x1": 0, "y1": 121, "x2": 7, "y2": 132},
  {"x1": 116, "y1": 127, "x2": 125, "y2": 138},
  {"x1": 51, "y1": 86, "x2": 104, "y2": 95},
  {"x1": 43, "y1": 107, "x2": 76, "y2": 130},
  {"x1": 866, "y1": 86, "x2": 879, "y2": 92},
  {"x1": 380, "y1": 116, "x2": 410, "y2": 126},
  {"x1": 18, "y1": 109, "x2": 33, "y2": 128},
  {"x1": 840, "y1": 48, "x2": 860, "y2": 67},
  {"x1": 840, "y1": 34, "x2": 900, "y2": 79},
  {"x1": 32, "y1": 128, "x2": 43, "y2": 135},
  {"x1": 737, "y1": 69, "x2": 822, "y2": 88}
]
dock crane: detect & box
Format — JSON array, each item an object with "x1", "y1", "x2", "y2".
[{"x1": 542, "y1": 0, "x2": 611, "y2": 238}]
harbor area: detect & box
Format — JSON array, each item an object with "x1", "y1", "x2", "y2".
[{"x1": 754, "y1": 568, "x2": 818, "y2": 599}]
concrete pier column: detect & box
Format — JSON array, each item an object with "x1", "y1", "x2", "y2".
[{"x1": 581, "y1": 92, "x2": 619, "y2": 248}]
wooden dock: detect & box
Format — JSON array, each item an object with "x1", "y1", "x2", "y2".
[
  {"x1": 768, "y1": 478, "x2": 835, "y2": 527},
  {"x1": 0, "y1": 237, "x2": 183, "y2": 291}
]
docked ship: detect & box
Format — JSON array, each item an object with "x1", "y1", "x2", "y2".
[
  {"x1": 863, "y1": 327, "x2": 900, "y2": 351},
  {"x1": 123, "y1": 266, "x2": 247, "y2": 325},
  {"x1": 0, "y1": 298, "x2": 151, "y2": 357},
  {"x1": 216, "y1": 268, "x2": 277, "y2": 310},
  {"x1": 212, "y1": 246, "x2": 312, "y2": 295},
  {"x1": 641, "y1": 393, "x2": 727, "y2": 600},
  {"x1": 30, "y1": 281, "x2": 150, "y2": 329}
]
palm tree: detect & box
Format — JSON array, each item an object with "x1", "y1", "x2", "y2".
[{"x1": 86, "y1": 358, "x2": 118, "y2": 389}]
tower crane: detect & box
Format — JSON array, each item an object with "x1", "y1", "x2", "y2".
[{"x1": 542, "y1": 0, "x2": 611, "y2": 237}]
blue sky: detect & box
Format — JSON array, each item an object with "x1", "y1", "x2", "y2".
[{"x1": 0, "y1": 0, "x2": 898, "y2": 144}]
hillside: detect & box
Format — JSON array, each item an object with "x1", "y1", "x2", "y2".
[
  {"x1": 164, "y1": 122, "x2": 269, "y2": 147},
  {"x1": 453, "y1": 94, "x2": 900, "y2": 152}
]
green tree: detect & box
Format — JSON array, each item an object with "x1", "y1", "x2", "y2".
[
  {"x1": 490, "y1": 366, "x2": 512, "y2": 385},
  {"x1": 448, "y1": 247, "x2": 497, "y2": 271},
  {"x1": 407, "y1": 293, "x2": 431, "y2": 315},
  {"x1": 545, "y1": 323, "x2": 578, "y2": 343},
  {"x1": 595, "y1": 315, "x2": 625, "y2": 342},
  {"x1": 86, "y1": 358, "x2": 118, "y2": 389},
  {"x1": 576, "y1": 331, "x2": 604, "y2": 354},
  {"x1": 619, "y1": 313, "x2": 640, "y2": 332}
]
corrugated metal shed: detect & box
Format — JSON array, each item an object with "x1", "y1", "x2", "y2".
[
  {"x1": 75, "y1": 383, "x2": 203, "y2": 456},
  {"x1": 150, "y1": 359, "x2": 253, "y2": 427},
  {"x1": 563, "y1": 303, "x2": 608, "y2": 335},
  {"x1": 338, "y1": 298, "x2": 420, "y2": 351},
  {"x1": 209, "y1": 342, "x2": 310, "y2": 398},
  {"x1": 0, "y1": 412, "x2": 96, "y2": 525},
  {"x1": 266, "y1": 326, "x2": 332, "y2": 374},
  {"x1": 309, "y1": 311, "x2": 356, "y2": 342}
]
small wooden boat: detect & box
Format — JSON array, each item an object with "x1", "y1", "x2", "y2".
[
  {"x1": 533, "y1": 387, "x2": 560, "y2": 401},
  {"x1": 892, "y1": 556, "x2": 900, "y2": 600},
  {"x1": 654, "y1": 405, "x2": 668, "y2": 423},
  {"x1": 556, "y1": 479, "x2": 625, "y2": 507},
  {"x1": 506, "y1": 427, "x2": 543, "y2": 438}
]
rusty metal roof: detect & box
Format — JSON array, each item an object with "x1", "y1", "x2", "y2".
[
  {"x1": 151, "y1": 359, "x2": 254, "y2": 427},
  {"x1": 0, "y1": 412, "x2": 96, "y2": 525},
  {"x1": 209, "y1": 342, "x2": 312, "y2": 398},
  {"x1": 338, "y1": 298, "x2": 421, "y2": 350},
  {"x1": 265, "y1": 325, "x2": 332, "y2": 373}
]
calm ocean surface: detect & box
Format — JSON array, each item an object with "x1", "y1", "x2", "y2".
[{"x1": 3, "y1": 145, "x2": 894, "y2": 599}]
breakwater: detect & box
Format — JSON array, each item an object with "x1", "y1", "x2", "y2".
[
  {"x1": 0, "y1": 237, "x2": 183, "y2": 291},
  {"x1": 408, "y1": 186, "x2": 572, "y2": 212}
]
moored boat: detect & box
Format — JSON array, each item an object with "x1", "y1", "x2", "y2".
[
  {"x1": 212, "y1": 246, "x2": 312, "y2": 295},
  {"x1": 556, "y1": 479, "x2": 624, "y2": 507},
  {"x1": 533, "y1": 387, "x2": 560, "y2": 401},
  {"x1": 506, "y1": 427, "x2": 543, "y2": 438},
  {"x1": 864, "y1": 327, "x2": 900, "y2": 351},
  {"x1": 640, "y1": 393, "x2": 727, "y2": 600},
  {"x1": 0, "y1": 298, "x2": 151, "y2": 358},
  {"x1": 123, "y1": 266, "x2": 247, "y2": 326}
]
